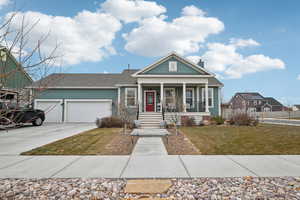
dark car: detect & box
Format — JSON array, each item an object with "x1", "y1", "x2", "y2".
[{"x1": 0, "y1": 102, "x2": 45, "y2": 126}]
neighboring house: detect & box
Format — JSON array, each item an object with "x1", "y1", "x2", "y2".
[
  {"x1": 0, "y1": 47, "x2": 33, "y2": 104},
  {"x1": 30, "y1": 52, "x2": 223, "y2": 123},
  {"x1": 0, "y1": 47, "x2": 33, "y2": 90},
  {"x1": 292, "y1": 105, "x2": 300, "y2": 111},
  {"x1": 228, "y1": 92, "x2": 284, "y2": 112}
]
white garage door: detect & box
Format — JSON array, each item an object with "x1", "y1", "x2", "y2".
[
  {"x1": 65, "y1": 100, "x2": 112, "y2": 123},
  {"x1": 35, "y1": 99, "x2": 63, "y2": 123}
]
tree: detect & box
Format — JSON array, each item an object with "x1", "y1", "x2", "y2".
[{"x1": 0, "y1": 8, "x2": 62, "y2": 127}]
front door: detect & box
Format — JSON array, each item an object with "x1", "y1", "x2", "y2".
[{"x1": 145, "y1": 91, "x2": 155, "y2": 112}]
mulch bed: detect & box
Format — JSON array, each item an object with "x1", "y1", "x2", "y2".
[
  {"x1": 101, "y1": 130, "x2": 137, "y2": 155},
  {"x1": 162, "y1": 128, "x2": 201, "y2": 155}
]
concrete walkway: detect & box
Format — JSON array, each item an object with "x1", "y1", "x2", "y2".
[
  {"x1": 131, "y1": 137, "x2": 168, "y2": 156},
  {"x1": 0, "y1": 155, "x2": 300, "y2": 178}
]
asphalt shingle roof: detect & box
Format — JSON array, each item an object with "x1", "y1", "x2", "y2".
[
  {"x1": 32, "y1": 69, "x2": 223, "y2": 88},
  {"x1": 264, "y1": 97, "x2": 283, "y2": 106},
  {"x1": 237, "y1": 92, "x2": 265, "y2": 100}
]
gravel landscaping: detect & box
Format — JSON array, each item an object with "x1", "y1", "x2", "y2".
[{"x1": 1, "y1": 177, "x2": 299, "y2": 199}]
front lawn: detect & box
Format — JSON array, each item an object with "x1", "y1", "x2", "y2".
[
  {"x1": 22, "y1": 128, "x2": 135, "y2": 155},
  {"x1": 180, "y1": 124, "x2": 300, "y2": 155}
]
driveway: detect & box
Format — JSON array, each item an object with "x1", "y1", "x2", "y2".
[
  {"x1": 261, "y1": 118, "x2": 300, "y2": 126},
  {"x1": 0, "y1": 123, "x2": 95, "y2": 155}
]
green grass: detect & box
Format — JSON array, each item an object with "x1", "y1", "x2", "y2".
[
  {"x1": 22, "y1": 128, "x2": 121, "y2": 155},
  {"x1": 180, "y1": 124, "x2": 300, "y2": 155}
]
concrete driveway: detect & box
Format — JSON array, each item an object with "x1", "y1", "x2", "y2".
[{"x1": 0, "y1": 123, "x2": 95, "y2": 155}]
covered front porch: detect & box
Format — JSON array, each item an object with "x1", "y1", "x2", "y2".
[{"x1": 137, "y1": 79, "x2": 211, "y2": 114}]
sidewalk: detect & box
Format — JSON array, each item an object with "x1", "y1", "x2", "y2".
[{"x1": 0, "y1": 155, "x2": 299, "y2": 178}]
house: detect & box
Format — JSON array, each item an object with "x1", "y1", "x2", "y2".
[
  {"x1": 228, "y1": 92, "x2": 284, "y2": 112},
  {"x1": 292, "y1": 105, "x2": 300, "y2": 111},
  {"x1": 0, "y1": 47, "x2": 33, "y2": 90},
  {"x1": 0, "y1": 47, "x2": 33, "y2": 104},
  {"x1": 30, "y1": 52, "x2": 223, "y2": 124}
]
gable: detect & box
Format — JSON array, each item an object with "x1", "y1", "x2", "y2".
[
  {"x1": 135, "y1": 53, "x2": 211, "y2": 76},
  {"x1": 0, "y1": 50, "x2": 33, "y2": 89}
]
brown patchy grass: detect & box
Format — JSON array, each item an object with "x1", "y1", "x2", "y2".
[
  {"x1": 22, "y1": 128, "x2": 135, "y2": 155},
  {"x1": 180, "y1": 124, "x2": 300, "y2": 155},
  {"x1": 162, "y1": 129, "x2": 201, "y2": 155}
]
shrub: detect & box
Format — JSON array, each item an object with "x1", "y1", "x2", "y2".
[
  {"x1": 212, "y1": 116, "x2": 225, "y2": 125},
  {"x1": 98, "y1": 117, "x2": 123, "y2": 128},
  {"x1": 229, "y1": 113, "x2": 258, "y2": 126},
  {"x1": 181, "y1": 116, "x2": 195, "y2": 126}
]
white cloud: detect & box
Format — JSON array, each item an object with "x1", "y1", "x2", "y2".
[
  {"x1": 123, "y1": 5, "x2": 224, "y2": 57},
  {"x1": 100, "y1": 0, "x2": 166, "y2": 23},
  {"x1": 181, "y1": 5, "x2": 206, "y2": 16},
  {"x1": 5, "y1": 10, "x2": 122, "y2": 65},
  {"x1": 297, "y1": 74, "x2": 300, "y2": 80},
  {"x1": 187, "y1": 38, "x2": 285, "y2": 79},
  {"x1": 0, "y1": 0, "x2": 10, "y2": 9}
]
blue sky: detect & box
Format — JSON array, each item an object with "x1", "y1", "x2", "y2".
[{"x1": 1, "y1": 0, "x2": 299, "y2": 104}]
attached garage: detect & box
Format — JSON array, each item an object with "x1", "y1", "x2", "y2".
[
  {"x1": 34, "y1": 99, "x2": 63, "y2": 123},
  {"x1": 34, "y1": 99, "x2": 112, "y2": 123},
  {"x1": 64, "y1": 99, "x2": 112, "y2": 123}
]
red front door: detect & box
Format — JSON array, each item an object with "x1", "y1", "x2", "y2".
[{"x1": 145, "y1": 91, "x2": 155, "y2": 112}]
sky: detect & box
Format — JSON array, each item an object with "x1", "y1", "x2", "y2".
[{"x1": 0, "y1": 0, "x2": 299, "y2": 105}]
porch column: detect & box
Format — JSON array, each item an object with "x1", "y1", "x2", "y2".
[
  {"x1": 196, "y1": 86, "x2": 200, "y2": 112},
  {"x1": 138, "y1": 83, "x2": 142, "y2": 112},
  {"x1": 117, "y1": 87, "x2": 121, "y2": 114},
  {"x1": 205, "y1": 83, "x2": 209, "y2": 113},
  {"x1": 183, "y1": 82, "x2": 186, "y2": 112},
  {"x1": 160, "y1": 82, "x2": 164, "y2": 112}
]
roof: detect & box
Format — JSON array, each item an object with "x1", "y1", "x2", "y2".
[
  {"x1": 293, "y1": 105, "x2": 300, "y2": 109},
  {"x1": 31, "y1": 69, "x2": 138, "y2": 88},
  {"x1": 133, "y1": 52, "x2": 213, "y2": 76},
  {"x1": 264, "y1": 97, "x2": 283, "y2": 106},
  {"x1": 237, "y1": 92, "x2": 265, "y2": 100}
]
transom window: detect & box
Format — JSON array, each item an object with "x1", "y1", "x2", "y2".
[
  {"x1": 186, "y1": 88, "x2": 194, "y2": 109},
  {"x1": 125, "y1": 88, "x2": 137, "y2": 107},
  {"x1": 202, "y1": 88, "x2": 214, "y2": 108},
  {"x1": 169, "y1": 61, "x2": 177, "y2": 72}
]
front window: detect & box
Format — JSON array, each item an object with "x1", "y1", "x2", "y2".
[
  {"x1": 125, "y1": 88, "x2": 136, "y2": 107},
  {"x1": 164, "y1": 88, "x2": 176, "y2": 109},
  {"x1": 186, "y1": 88, "x2": 194, "y2": 109},
  {"x1": 202, "y1": 88, "x2": 214, "y2": 108}
]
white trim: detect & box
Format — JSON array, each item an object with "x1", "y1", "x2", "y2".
[
  {"x1": 196, "y1": 86, "x2": 200, "y2": 111},
  {"x1": 117, "y1": 87, "x2": 121, "y2": 113},
  {"x1": 115, "y1": 84, "x2": 137, "y2": 87},
  {"x1": 132, "y1": 52, "x2": 215, "y2": 77},
  {"x1": 64, "y1": 99, "x2": 112, "y2": 123},
  {"x1": 134, "y1": 75, "x2": 213, "y2": 78},
  {"x1": 137, "y1": 77, "x2": 208, "y2": 84},
  {"x1": 125, "y1": 88, "x2": 137, "y2": 108},
  {"x1": 202, "y1": 87, "x2": 214, "y2": 108},
  {"x1": 186, "y1": 87, "x2": 195, "y2": 109},
  {"x1": 143, "y1": 90, "x2": 157, "y2": 112},
  {"x1": 28, "y1": 86, "x2": 118, "y2": 89},
  {"x1": 218, "y1": 88, "x2": 221, "y2": 116},
  {"x1": 160, "y1": 83, "x2": 164, "y2": 112}
]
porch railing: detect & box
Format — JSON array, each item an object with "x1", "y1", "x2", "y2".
[{"x1": 163, "y1": 101, "x2": 206, "y2": 113}]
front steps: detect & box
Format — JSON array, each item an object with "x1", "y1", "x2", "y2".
[{"x1": 139, "y1": 112, "x2": 163, "y2": 129}]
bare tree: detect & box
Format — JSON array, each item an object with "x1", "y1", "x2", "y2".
[
  {"x1": 118, "y1": 103, "x2": 132, "y2": 134},
  {"x1": 0, "y1": 8, "x2": 62, "y2": 127}
]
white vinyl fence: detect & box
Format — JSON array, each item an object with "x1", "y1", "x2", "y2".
[{"x1": 222, "y1": 109, "x2": 300, "y2": 120}]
